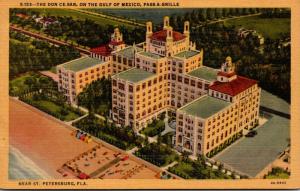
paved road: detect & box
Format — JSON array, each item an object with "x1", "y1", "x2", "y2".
[
  {"x1": 192, "y1": 13, "x2": 261, "y2": 29},
  {"x1": 10, "y1": 25, "x2": 90, "y2": 55},
  {"x1": 213, "y1": 114, "x2": 290, "y2": 177},
  {"x1": 70, "y1": 9, "x2": 145, "y2": 27}
]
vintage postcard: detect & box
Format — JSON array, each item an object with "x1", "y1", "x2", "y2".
[{"x1": 0, "y1": 0, "x2": 299, "y2": 189}]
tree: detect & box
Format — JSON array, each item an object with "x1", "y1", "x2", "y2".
[
  {"x1": 181, "y1": 151, "x2": 191, "y2": 162},
  {"x1": 198, "y1": 8, "x2": 207, "y2": 22},
  {"x1": 157, "y1": 132, "x2": 162, "y2": 146},
  {"x1": 144, "y1": 135, "x2": 149, "y2": 146}
]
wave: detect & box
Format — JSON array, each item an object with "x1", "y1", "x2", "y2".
[{"x1": 9, "y1": 146, "x2": 53, "y2": 180}]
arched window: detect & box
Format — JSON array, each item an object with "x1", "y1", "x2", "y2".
[
  {"x1": 184, "y1": 141, "x2": 191, "y2": 149},
  {"x1": 198, "y1": 143, "x2": 201, "y2": 151},
  {"x1": 178, "y1": 135, "x2": 182, "y2": 143}
]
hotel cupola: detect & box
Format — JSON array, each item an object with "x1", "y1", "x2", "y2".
[
  {"x1": 217, "y1": 56, "x2": 237, "y2": 82},
  {"x1": 145, "y1": 16, "x2": 195, "y2": 57}
]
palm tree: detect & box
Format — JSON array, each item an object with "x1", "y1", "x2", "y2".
[
  {"x1": 182, "y1": 151, "x2": 191, "y2": 162},
  {"x1": 144, "y1": 135, "x2": 149, "y2": 146}
]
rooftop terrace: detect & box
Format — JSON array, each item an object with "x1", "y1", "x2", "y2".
[
  {"x1": 179, "y1": 95, "x2": 231, "y2": 119},
  {"x1": 139, "y1": 51, "x2": 162, "y2": 59},
  {"x1": 115, "y1": 46, "x2": 143, "y2": 59},
  {"x1": 188, "y1": 66, "x2": 218, "y2": 82},
  {"x1": 61, "y1": 57, "x2": 104, "y2": 72},
  {"x1": 174, "y1": 50, "x2": 199, "y2": 59},
  {"x1": 114, "y1": 68, "x2": 155, "y2": 83}
]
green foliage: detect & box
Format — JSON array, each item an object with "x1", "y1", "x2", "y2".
[
  {"x1": 168, "y1": 157, "x2": 231, "y2": 179},
  {"x1": 134, "y1": 142, "x2": 179, "y2": 167},
  {"x1": 161, "y1": 132, "x2": 175, "y2": 147},
  {"x1": 265, "y1": 167, "x2": 290, "y2": 179},
  {"x1": 73, "y1": 115, "x2": 143, "y2": 150},
  {"x1": 77, "y1": 78, "x2": 111, "y2": 116},
  {"x1": 20, "y1": 94, "x2": 82, "y2": 121},
  {"x1": 9, "y1": 72, "x2": 57, "y2": 96},
  {"x1": 10, "y1": 9, "x2": 146, "y2": 48},
  {"x1": 140, "y1": 119, "x2": 165, "y2": 137},
  {"x1": 9, "y1": 33, "x2": 80, "y2": 79}
]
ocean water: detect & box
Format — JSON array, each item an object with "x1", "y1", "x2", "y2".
[{"x1": 9, "y1": 146, "x2": 52, "y2": 180}]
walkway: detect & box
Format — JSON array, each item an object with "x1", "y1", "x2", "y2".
[
  {"x1": 126, "y1": 146, "x2": 139, "y2": 154},
  {"x1": 161, "y1": 116, "x2": 175, "y2": 136},
  {"x1": 65, "y1": 113, "x2": 88, "y2": 125},
  {"x1": 161, "y1": 161, "x2": 178, "y2": 171},
  {"x1": 71, "y1": 104, "x2": 106, "y2": 121}
]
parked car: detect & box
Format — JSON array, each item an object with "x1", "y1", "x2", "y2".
[{"x1": 246, "y1": 130, "x2": 257, "y2": 137}]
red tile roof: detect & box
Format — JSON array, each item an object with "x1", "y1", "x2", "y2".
[
  {"x1": 217, "y1": 71, "x2": 236, "y2": 78},
  {"x1": 16, "y1": 13, "x2": 29, "y2": 19},
  {"x1": 209, "y1": 76, "x2": 257, "y2": 96},
  {"x1": 150, "y1": 30, "x2": 186, "y2": 42},
  {"x1": 90, "y1": 45, "x2": 112, "y2": 56},
  {"x1": 109, "y1": 40, "x2": 124, "y2": 46}
]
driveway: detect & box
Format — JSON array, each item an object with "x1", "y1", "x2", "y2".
[{"x1": 213, "y1": 114, "x2": 290, "y2": 177}]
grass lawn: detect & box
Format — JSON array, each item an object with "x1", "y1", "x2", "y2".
[
  {"x1": 9, "y1": 73, "x2": 40, "y2": 96},
  {"x1": 72, "y1": 115, "x2": 138, "y2": 150},
  {"x1": 34, "y1": 100, "x2": 80, "y2": 121},
  {"x1": 266, "y1": 173, "x2": 289, "y2": 179},
  {"x1": 140, "y1": 119, "x2": 165, "y2": 137},
  {"x1": 31, "y1": 8, "x2": 135, "y2": 29},
  {"x1": 265, "y1": 167, "x2": 290, "y2": 179},
  {"x1": 224, "y1": 15, "x2": 290, "y2": 39},
  {"x1": 169, "y1": 161, "x2": 193, "y2": 179},
  {"x1": 135, "y1": 142, "x2": 179, "y2": 167}
]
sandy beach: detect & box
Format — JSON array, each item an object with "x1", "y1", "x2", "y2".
[
  {"x1": 9, "y1": 98, "x2": 97, "y2": 178},
  {"x1": 9, "y1": 98, "x2": 162, "y2": 179}
]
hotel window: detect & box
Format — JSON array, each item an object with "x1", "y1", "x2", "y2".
[
  {"x1": 197, "y1": 82, "x2": 202, "y2": 88},
  {"x1": 118, "y1": 56, "x2": 122, "y2": 63},
  {"x1": 184, "y1": 78, "x2": 189, "y2": 84},
  {"x1": 123, "y1": 58, "x2": 127, "y2": 65},
  {"x1": 205, "y1": 84, "x2": 209, "y2": 90},
  {"x1": 191, "y1": 80, "x2": 195, "y2": 86},
  {"x1": 129, "y1": 85, "x2": 133, "y2": 93},
  {"x1": 128, "y1": 60, "x2": 133, "y2": 66}
]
